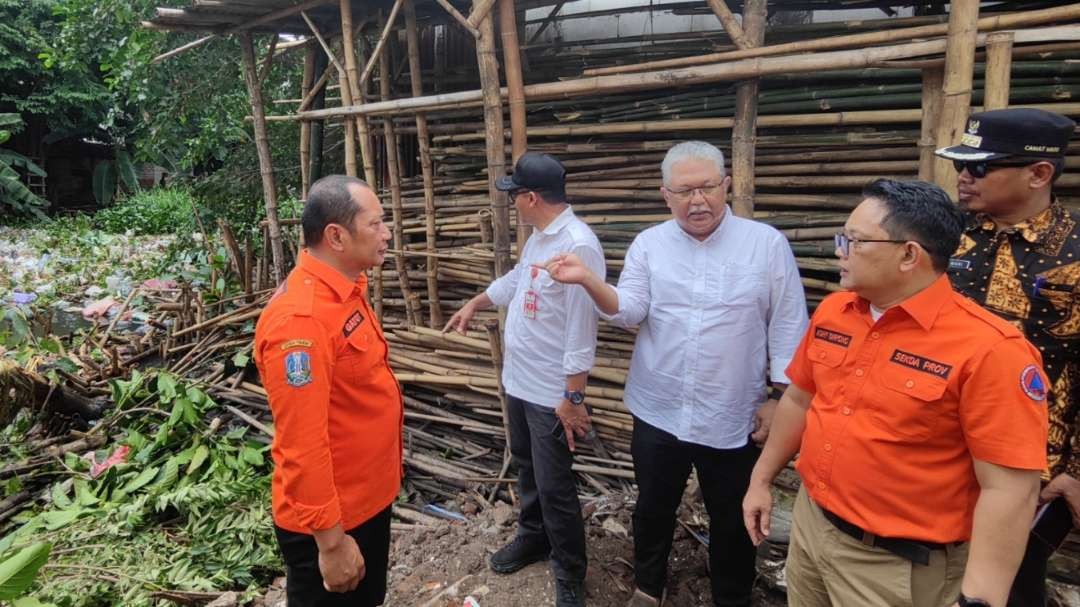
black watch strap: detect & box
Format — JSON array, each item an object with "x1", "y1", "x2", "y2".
[{"x1": 563, "y1": 389, "x2": 585, "y2": 405}]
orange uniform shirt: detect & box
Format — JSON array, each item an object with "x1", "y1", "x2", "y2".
[
  {"x1": 786, "y1": 274, "x2": 1048, "y2": 543},
  {"x1": 254, "y1": 250, "x2": 403, "y2": 534}
]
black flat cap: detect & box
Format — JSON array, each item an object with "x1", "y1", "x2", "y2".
[
  {"x1": 935, "y1": 108, "x2": 1075, "y2": 161},
  {"x1": 495, "y1": 152, "x2": 566, "y2": 194}
]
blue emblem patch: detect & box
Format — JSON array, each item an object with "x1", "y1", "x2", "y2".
[
  {"x1": 285, "y1": 350, "x2": 313, "y2": 387},
  {"x1": 1019, "y1": 364, "x2": 1047, "y2": 402}
]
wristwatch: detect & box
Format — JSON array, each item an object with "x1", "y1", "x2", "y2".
[
  {"x1": 957, "y1": 594, "x2": 990, "y2": 607},
  {"x1": 563, "y1": 389, "x2": 586, "y2": 405}
]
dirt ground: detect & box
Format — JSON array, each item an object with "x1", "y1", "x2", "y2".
[{"x1": 257, "y1": 491, "x2": 785, "y2": 607}]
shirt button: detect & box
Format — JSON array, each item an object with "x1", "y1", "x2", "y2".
[
  {"x1": 818, "y1": 351, "x2": 827, "y2": 359},
  {"x1": 304, "y1": 279, "x2": 312, "y2": 285},
  {"x1": 905, "y1": 380, "x2": 915, "y2": 388},
  {"x1": 870, "y1": 332, "x2": 880, "y2": 339},
  {"x1": 824, "y1": 443, "x2": 832, "y2": 452},
  {"x1": 842, "y1": 407, "x2": 852, "y2": 415},
  {"x1": 817, "y1": 481, "x2": 826, "y2": 489},
  {"x1": 855, "y1": 369, "x2": 864, "y2": 377}
]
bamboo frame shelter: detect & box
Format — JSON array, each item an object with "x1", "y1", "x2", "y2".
[{"x1": 147, "y1": 0, "x2": 1080, "y2": 583}]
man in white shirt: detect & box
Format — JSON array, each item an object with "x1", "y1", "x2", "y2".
[
  {"x1": 536, "y1": 141, "x2": 808, "y2": 607},
  {"x1": 445, "y1": 152, "x2": 605, "y2": 607}
]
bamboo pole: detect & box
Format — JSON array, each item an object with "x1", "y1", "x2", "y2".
[
  {"x1": 432, "y1": 0, "x2": 481, "y2": 38},
  {"x1": 933, "y1": 0, "x2": 979, "y2": 199},
  {"x1": 405, "y1": 0, "x2": 443, "y2": 328},
  {"x1": 919, "y1": 67, "x2": 944, "y2": 181},
  {"x1": 305, "y1": 10, "x2": 356, "y2": 176},
  {"x1": 353, "y1": 29, "x2": 379, "y2": 187},
  {"x1": 300, "y1": 44, "x2": 315, "y2": 198},
  {"x1": 239, "y1": 32, "x2": 285, "y2": 283},
  {"x1": 984, "y1": 32, "x2": 1014, "y2": 110},
  {"x1": 705, "y1": 0, "x2": 750, "y2": 50},
  {"x1": 581, "y1": 3, "x2": 1080, "y2": 78},
  {"x1": 359, "y1": 0, "x2": 406, "y2": 89},
  {"x1": 500, "y1": 0, "x2": 531, "y2": 251},
  {"x1": 730, "y1": 0, "x2": 766, "y2": 219},
  {"x1": 467, "y1": 0, "x2": 498, "y2": 30},
  {"x1": 527, "y1": 1, "x2": 566, "y2": 46},
  {"x1": 380, "y1": 38, "x2": 419, "y2": 328},
  {"x1": 474, "y1": 1, "x2": 511, "y2": 278}
]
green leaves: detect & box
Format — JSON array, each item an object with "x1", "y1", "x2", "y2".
[
  {"x1": 0, "y1": 542, "x2": 51, "y2": 600},
  {"x1": 92, "y1": 161, "x2": 117, "y2": 206}
]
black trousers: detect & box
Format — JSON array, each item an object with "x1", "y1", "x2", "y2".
[
  {"x1": 274, "y1": 505, "x2": 392, "y2": 607},
  {"x1": 506, "y1": 394, "x2": 588, "y2": 582},
  {"x1": 1007, "y1": 510, "x2": 1077, "y2": 607},
  {"x1": 631, "y1": 416, "x2": 759, "y2": 607}
]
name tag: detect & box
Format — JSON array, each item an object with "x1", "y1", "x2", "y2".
[{"x1": 948, "y1": 258, "x2": 971, "y2": 271}]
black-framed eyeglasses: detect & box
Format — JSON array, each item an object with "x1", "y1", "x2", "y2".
[
  {"x1": 952, "y1": 159, "x2": 1037, "y2": 179},
  {"x1": 834, "y1": 233, "x2": 911, "y2": 257},
  {"x1": 508, "y1": 188, "x2": 531, "y2": 199}
]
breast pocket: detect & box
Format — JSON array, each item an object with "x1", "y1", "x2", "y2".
[
  {"x1": 868, "y1": 372, "x2": 948, "y2": 440},
  {"x1": 717, "y1": 264, "x2": 768, "y2": 308},
  {"x1": 338, "y1": 330, "x2": 375, "y2": 377}
]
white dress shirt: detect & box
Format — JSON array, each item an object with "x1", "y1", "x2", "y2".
[
  {"x1": 486, "y1": 206, "x2": 606, "y2": 408},
  {"x1": 605, "y1": 209, "x2": 808, "y2": 449}
]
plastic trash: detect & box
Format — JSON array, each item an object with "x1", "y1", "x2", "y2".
[
  {"x1": 82, "y1": 297, "x2": 118, "y2": 320},
  {"x1": 89, "y1": 445, "x2": 130, "y2": 478},
  {"x1": 10, "y1": 292, "x2": 37, "y2": 305},
  {"x1": 463, "y1": 598, "x2": 480, "y2": 607}
]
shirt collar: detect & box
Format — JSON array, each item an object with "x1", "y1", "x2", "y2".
[
  {"x1": 842, "y1": 273, "x2": 952, "y2": 331},
  {"x1": 539, "y1": 205, "x2": 575, "y2": 236},
  {"x1": 967, "y1": 200, "x2": 1064, "y2": 245},
  {"x1": 297, "y1": 249, "x2": 366, "y2": 302}
]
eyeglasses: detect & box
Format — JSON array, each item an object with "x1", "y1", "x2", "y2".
[
  {"x1": 952, "y1": 159, "x2": 1036, "y2": 179},
  {"x1": 834, "y1": 233, "x2": 911, "y2": 257},
  {"x1": 664, "y1": 184, "x2": 723, "y2": 202},
  {"x1": 508, "y1": 188, "x2": 530, "y2": 199}
]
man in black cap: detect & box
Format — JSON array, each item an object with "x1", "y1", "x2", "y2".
[
  {"x1": 936, "y1": 107, "x2": 1080, "y2": 606},
  {"x1": 444, "y1": 152, "x2": 606, "y2": 607}
]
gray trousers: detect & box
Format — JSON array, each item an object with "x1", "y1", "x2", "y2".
[{"x1": 506, "y1": 394, "x2": 587, "y2": 582}]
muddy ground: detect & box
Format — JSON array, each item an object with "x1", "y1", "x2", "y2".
[{"x1": 259, "y1": 491, "x2": 786, "y2": 607}]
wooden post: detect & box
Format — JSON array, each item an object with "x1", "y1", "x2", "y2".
[
  {"x1": 984, "y1": 31, "x2": 1014, "y2": 110},
  {"x1": 240, "y1": 32, "x2": 286, "y2": 283},
  {"x1": 730, "y1": 0, "x2": 766, "y2": 219},
  {"x1": 500, "y1": 0, "x2": 530, "y2": 252},
  {"x1": 405, "y1": 0, "x2": 444, "y2": 328},
  {"x1": 919, "y1": 67, "x2": 944, "y2": 181},
  {"x1": 474, "y1": 1, "x2": 511, "y2": 277},
  {"x1": 432, "y1": 0, "x2": 480, "y2": 38},
  {"x1": 379, "y1": 36, "x2": 419, "y2": 328},
  {"x1": 353, "y1": 30, "x2": 379, "y2": 187},
  {"x1": 933, "y1": 0, "x2": 979, "y2": 199},
  {"x1": 308, "y1": 50, "x2": 329, "y2": 184},
  {"x1": 300, "y1": 45, "x2": 315, "y2": 198},
  {"x1": 468, "y1": 0, "x2": 498, "y2": 29},
  {"x1": 306, "y1": 10, "x2": 356, "y2": 176},
  {"x1": 705, "y1": 0, "x2": 751, "y2": 50}
]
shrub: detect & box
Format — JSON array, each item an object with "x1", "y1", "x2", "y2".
[{"x1": 94, "y1": 187, "x2": 198, "y2": 236}]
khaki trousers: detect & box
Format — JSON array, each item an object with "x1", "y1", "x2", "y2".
[{"x1": 786, "y1": 486, "x2": 969, "y2": 607}]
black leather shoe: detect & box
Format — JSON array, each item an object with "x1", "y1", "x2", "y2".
[
  {"x1": 489, "y1": 535, "x2": 550, "y2": 574},
  {"x1": 556, "y1": 579, "x2": 586, "y2": 607}
]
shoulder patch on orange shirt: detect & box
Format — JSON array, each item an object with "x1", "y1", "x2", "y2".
[
  {"x1": 342, "y1": 311, "x2": 365, "y2": 338},
  {"x1": 890, "y1": 349, "x2": 953, "y2": 380},
  {"x1": 1020, "y1": 365, "x2": 1047, "y2": 402},
  {"x1": 280, "y1": 339, "x2": 313, "y2": 350}
]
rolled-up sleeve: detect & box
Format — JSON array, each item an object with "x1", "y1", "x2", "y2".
[
  {"x1": 603, "y1": 235, "x2": 651, "y2": 328},
  {"x1": 485, "y1": 259, "x2": 523, "y2": 307},
  {"x1": 562, "y1": 242, "x2": 606, "y2": 374},
  {"x1": 257, "y1": 315, "x2": 341, "y2": 531},
  {"x1": 766, "y1": 234, "x2": 809, "y2": 384}
]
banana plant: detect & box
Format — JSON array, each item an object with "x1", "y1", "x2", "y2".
[{"x1": 0, "y1": 113, "x2": 48, "y2": 218}]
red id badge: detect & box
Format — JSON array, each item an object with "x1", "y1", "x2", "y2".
[{"x1": 524, "y1": 267, "x2": 539, "y2": 319}]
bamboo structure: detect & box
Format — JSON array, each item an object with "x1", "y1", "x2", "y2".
[
  {"x1": 474, "y1": 0, "x2": 510, "y2": 278},
  {"x1": 933, "y1": 0, "x2": 980, "y2": 198},
  {"x1": 239, "y1": 31, "x2": 285, "y2": 283},
  {"x1": 499, "y1": 0, "x2": 531, "y2": 251},
  {"x1": 919, "y1": 67, "x2": 945, "y2": 181},
  {"x1": 985, "y1": 31, "x2": 1014, "y2": 110},
  {"x1": 300, "y1": 45, "x2": 315, "y2": 198},
  {"x1": 705, "y1": 0, "x2": 750, "y2": 49},
  {"x1": 730, "y1": 0, "x2": 767, "y2": 218}
]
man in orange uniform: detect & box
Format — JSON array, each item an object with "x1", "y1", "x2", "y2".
[
  {"x1": 743, "y1": 179, "x2": 1049, "y2": 607},
  {"x1": 255, "y1": 174, "x2": 401, "y2": 607}
]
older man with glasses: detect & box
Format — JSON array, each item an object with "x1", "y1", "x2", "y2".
[
  {"x1": 743, "y1": 178, "x2": 1050, "y2": 607},
  {"x1": 935, "y1": 108, "x2": 1080, "y2": 607},
  {"x1": 537, "y1": 140, "x2": 808, "y2": 607}
]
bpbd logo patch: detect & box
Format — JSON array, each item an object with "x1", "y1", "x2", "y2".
[
  {"x1": 285, "y1": 350, "x2": 313, "y2": 387},
  {"x1": 1020, "y1": 365, "x2": 1047, "y2": 402}
]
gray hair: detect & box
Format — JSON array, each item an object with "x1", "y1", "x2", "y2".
[{"x1": 661, "y1": 141, "x2": 727, "y2": 186}]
